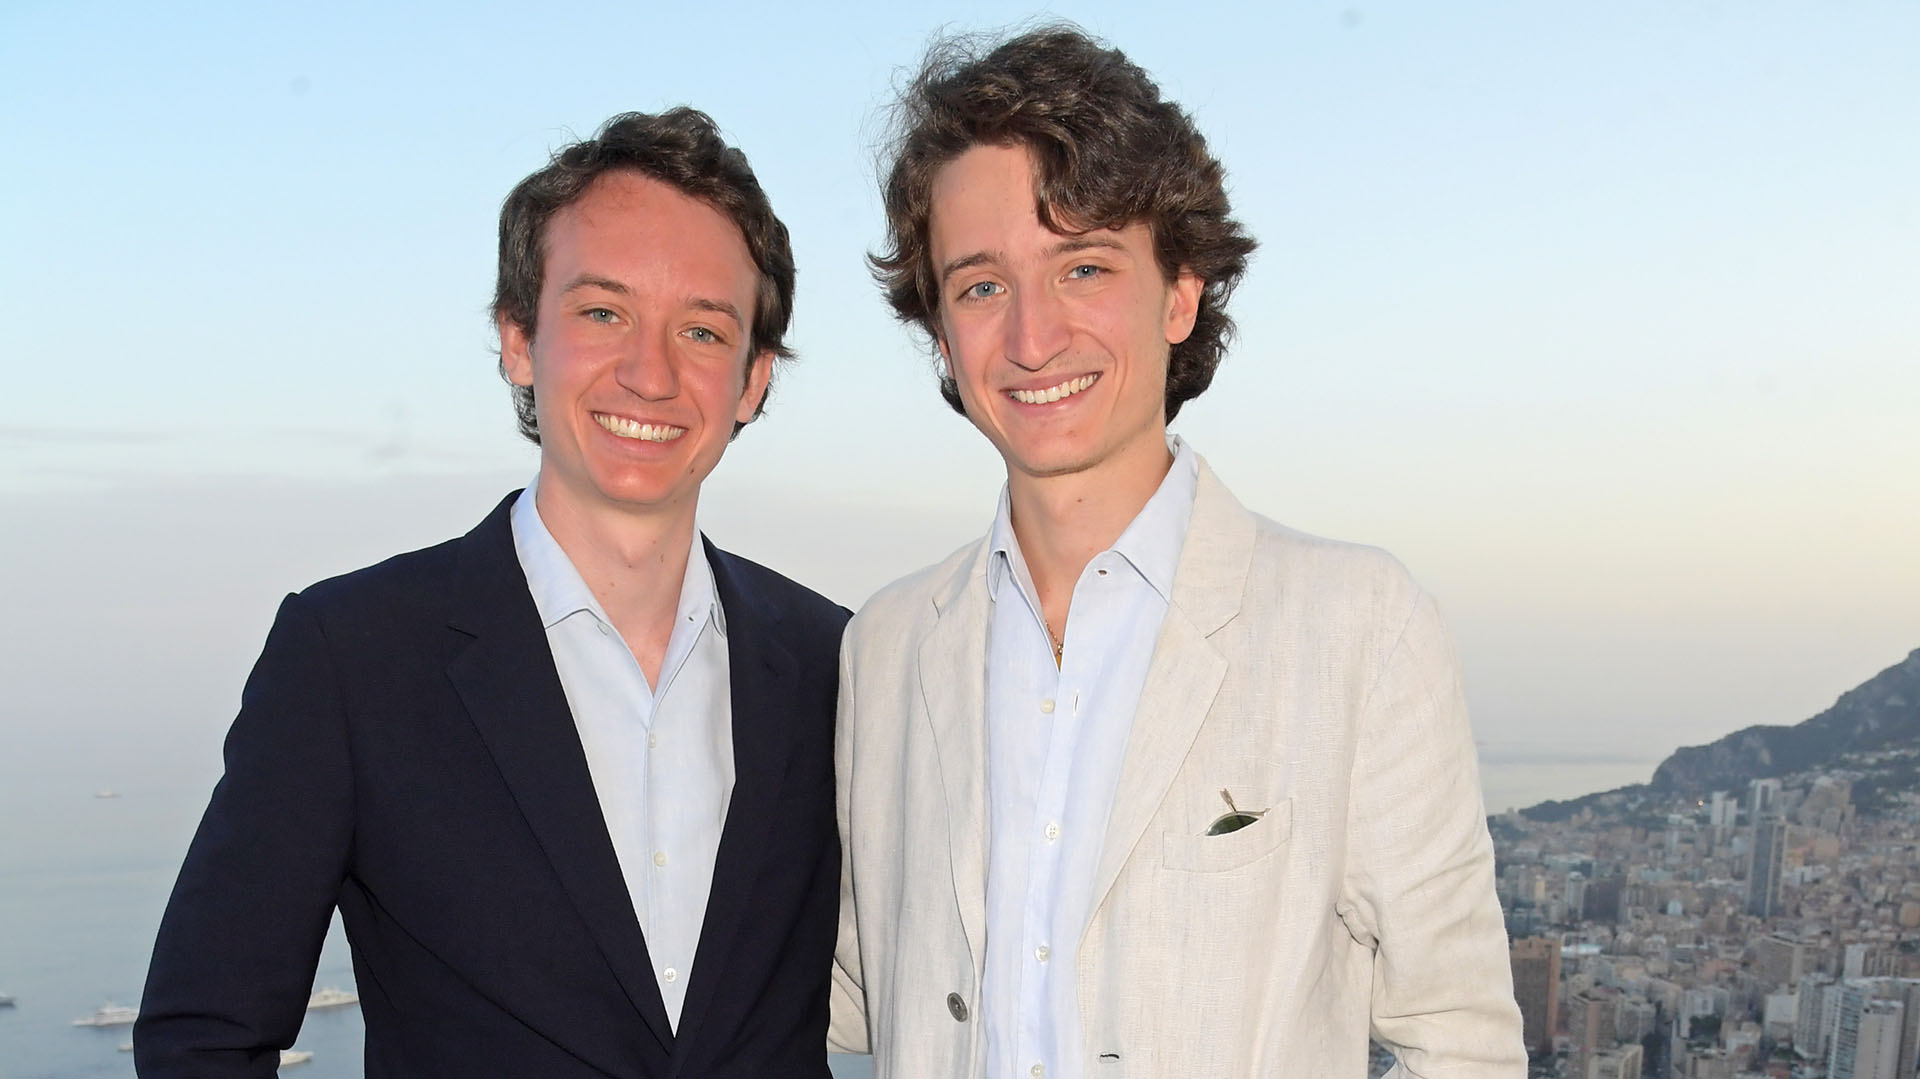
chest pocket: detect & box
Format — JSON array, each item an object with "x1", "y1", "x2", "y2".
[{"x1": 1161, "y1": 796, "x2": 1293, "y2": 873}]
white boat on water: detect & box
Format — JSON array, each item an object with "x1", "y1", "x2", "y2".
[
  {"x1": 306, "y1": 986, "x2": 358, "y2": 1009},
  {"x1": 73, "y1": 1004, "x2": 139, "y2": 1027},
  {"x1": 0, "y1": 992, "x2": 16, "y2": 1006},
  {"x1": 281, "y1": 1049, "x2": 314, "y2": 1066}
]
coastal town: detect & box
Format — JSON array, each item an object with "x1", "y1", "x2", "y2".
[{"x1": 1490, "y1": 743, "x2": 1920, "y2": 1079}]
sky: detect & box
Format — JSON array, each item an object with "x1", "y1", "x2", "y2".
[{"x1": 2, "y1": 0, "x2": 1917, "y2": 787}]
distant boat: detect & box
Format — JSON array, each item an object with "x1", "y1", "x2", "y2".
[
  {"x1": 0, "y1": 992, "x2": 16, "y2": 1006},
  {"x1": 281, "y1": 1049, "x2": 314, "y2": 1066},
  {"x1": 306, "y1": 986, "x2": 358, "y2": 1010},
  {"x1": 73, "y1": 1003, "x2": 139, "y2": 1027},
  {"x1": 94, "y1": 790, "x2": 121, "y2": 799}
]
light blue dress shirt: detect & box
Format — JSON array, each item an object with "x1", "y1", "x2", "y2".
[
  {"x1": 982, "y1": 438, "x2": 1198, "y2": 1079},
  {"x1": 510, "y1": 485, "x2": 733, "y2": 1031}
]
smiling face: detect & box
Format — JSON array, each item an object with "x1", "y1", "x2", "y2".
[
  {"x1": 927, "y1": 143, "x2": 1201, "y2": 487},
  {"x1": 499, "y1": 170, "x2": 771, "y2": 526}
]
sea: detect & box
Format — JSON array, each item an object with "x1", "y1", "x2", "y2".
[{"x1": 0, "y1": 748, "x2": 1650, "y2": 1078}]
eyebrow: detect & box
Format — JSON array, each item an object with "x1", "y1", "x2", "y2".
[
  {"x1": 687, "y1": 297, "x2": 746, "y2": 328},
  {"x1": 936, "y1": 235, "x2": 1132, "y2": 284},
  {"x1": 558, "y1": 275, "x2": 744, "y2": 328},
  {"x1": 558, "y1": 274, "x2": 630, "y2": 297}
]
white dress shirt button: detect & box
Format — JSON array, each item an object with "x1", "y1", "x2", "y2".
[
  {"x1": 1031, "y1": 1064, "x2": 1045, "y2": 1079},
  {"x1": 653, "y1": 850, "x2": 668, "y2": 867},
  {"x1": 596, "y1": 621, "x2": 610, "y2": 636},
  {"x1": 1040, "y1": 698, "x2": 1055, "y2": 714},
  {"x1": 663, "y1": 967, "x2": 677, "y2": 982},
  {"x1": 1035, "y1": 944, "x2": 1050, "y2": 963},
  {"x1": 648, "y1": 732, "x2": 658, "y2": 749},
  {"x1": 1045, "y1": 822, "x2": 1060, "y2": 841}
]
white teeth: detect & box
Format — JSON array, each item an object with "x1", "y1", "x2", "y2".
[
  {"x1": 594, "y1": 413, "x2": 686, "y2": 442},
  {"x1": 1009, "y1": 374, "x2": 1097, "y2": 405}
]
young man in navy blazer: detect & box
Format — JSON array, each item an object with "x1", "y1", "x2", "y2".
[{"x1": 137, "y1": 108, "x2": 848, "y2": 1078}]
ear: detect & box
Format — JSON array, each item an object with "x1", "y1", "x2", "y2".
[
  {"x1": 735, "y1": 348, "x2": 775, "y2": 425},
  {"x1": 934, "y1": 331, "x2": 954, "y2": 379},
  {"x1": 498, "y1": 314, "x2": 536, "y2": 387},
  {"x1": 1163, "y1": 269, "x2": 1204, "y2": 346}
]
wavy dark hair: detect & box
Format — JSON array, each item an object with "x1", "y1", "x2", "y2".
[
  {"x1": 872, "y1": 25, "x2": 1256, "y2": 421},
  {"x1": 492, "y1": 108, "x2": 795, "y2": 442}
]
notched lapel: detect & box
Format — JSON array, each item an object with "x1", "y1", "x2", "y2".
[
  {"x1": 919, "y1": 554, "x2": 992, "y2": 974},
  {"x1": 1089, "y1": 460, "x2": 1255, "y2": 914},
  {"x1": 443, "y1": 500, "x2": 674, "y2": 1054},
  {"x1": 673, "y1": 544, "x2": 801, "y2": 1054},
  {"x1": 1089, "y1": 612, "x2": 1227, "y2": 910}
]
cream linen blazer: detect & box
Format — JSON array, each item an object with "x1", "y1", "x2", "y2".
[{"x1": 829, "y1": 458, "x2": 1525, "y2": 1077}]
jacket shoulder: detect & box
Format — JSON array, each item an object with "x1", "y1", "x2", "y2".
[
  {"x1": 1242, "y1": 513, "x2": 1429, "y2": 627},
  {"x1": 291, "y1": 533, "x2": 465, "y2": 623},
  {"x1": 846, "y1": 537, "x2": 981, "y2": 645}
]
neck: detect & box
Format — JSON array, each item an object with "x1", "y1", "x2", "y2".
[
  {"x1": 1006, "y1": 435, "x2": 1173, "y2": 622},
  {"x1": 532, "y1": 474, "x2": 696, "y2": 644}
]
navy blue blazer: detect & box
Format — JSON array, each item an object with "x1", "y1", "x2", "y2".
[{"x1": 136, "y1": 493, "x2": 849, "y2": 1078}]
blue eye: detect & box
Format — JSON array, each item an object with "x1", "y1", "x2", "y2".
[
  {"x1": 964, "y1": 281, "x2": 1001, "y2": 300},
  {"x1": 585, "y1": 308, "x2": 616, "y2": 323},
  {"x1": 1069, "y1": 264, "x2": 1102, "y2": 279},
  {"x1": 688, "y1": 326, "x2": 719, "y2": 343}
]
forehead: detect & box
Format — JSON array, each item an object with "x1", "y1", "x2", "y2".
[
  {"x1": 542, "y1": 170, "x2": 758, "y2": 294},
  {"x1": 926, "y1": 143, "x2": 1149, "y2": 272},
  {"x1": 927, "y1": 144, "x2": 1044, "y2": 251}
]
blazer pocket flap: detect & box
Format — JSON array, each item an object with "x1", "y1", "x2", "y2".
[{"x1": 1161, "y1": 796, "x2": 1292, "y2": 873}]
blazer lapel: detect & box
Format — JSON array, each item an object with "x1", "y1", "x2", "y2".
[
  {"x1": 919, "y1": 545, "x2": 993, "y2": 973},
  {"x1": 1089, "y1": 461, "x2": 1255, "y2": 913},
  {"x1": 442, "y1": 494, "x2": 675, "y2": 1054},
  {"x1": 671, "y1": 542, "x2": 800, "y2": 1056}
]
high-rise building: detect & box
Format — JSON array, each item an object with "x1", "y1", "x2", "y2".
[
  {"x1": 1890, "y1": 980, "x2": 1920, "y2": 1079},
  {"x1": 1565, "y1": 872, "x2": 1588, "y2": 919},
  {"x1": 1756, "y1": 933, "x2": 1808, "y2": 989},
  {"x1": 1569, "y1": 988, "x2": 1622, "y2": 1079},
  {"x1": 1832, "y1": 985, "x2": 1869, "y2": 1079},
  {"x1": 1750, "y1": 818, "x2": 1786, "y2": 918},
  {"x1": 1750, "y1": 777, "x2": 1783, "y2": 819},
  {"x1": 1583, "y1": 874, "x2": 1625, "y2": 923},
  {"x1": 1509, "y1": 936, "x2": 1560, "y2": 1054},
  {"x1": 1831, "y1": 990, "x2": 1904, "y2": 1079},
  {"x1": 1796, "y1": 975, "x2": 1837, "y2": 1058},
  {"x1": 1589, "y1": 1043, "x2": 1643, "y2": 1079}
]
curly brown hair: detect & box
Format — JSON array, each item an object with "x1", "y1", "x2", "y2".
[
  {"x1": 492, "y1": 108, "x2": 795, "y2": 443},
  {"x1": 872, "y1": 25, "x2": 1256, "y2": 422}
]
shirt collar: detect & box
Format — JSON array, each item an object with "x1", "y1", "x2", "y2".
[
  {"x1": 510, "y1": 480, "x2": 723, "y2": 637},
  {"x1": 987, "y1": 435, "x2": 1198, "y2": 604}
]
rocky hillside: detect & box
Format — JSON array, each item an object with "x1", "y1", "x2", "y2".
[{"x1": 1647, "y1": 648, "x2": 1920, "y2": 794}]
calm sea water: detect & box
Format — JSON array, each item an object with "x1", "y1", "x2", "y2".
[{"x1": 0, "y1": 747, "x2": 1647, "y2": 1078}]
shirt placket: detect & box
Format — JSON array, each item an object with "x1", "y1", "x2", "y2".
[
  {"x1": 1018, "y1": 603, "x2": 1071, "y2": 1079},
  {"x1": 646, "y1": 612, "x2": 711, "y2": 1018}
]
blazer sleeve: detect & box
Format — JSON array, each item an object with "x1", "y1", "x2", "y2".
[
  {"x1": 135, "y1": 591, "x2": 354, "y2": 1078},
  {"x1": 1337, "y1": 592, "x2": 1526, "y2": 1078},
  {"x1": 826, "y1": 632, "x2": 870, "y2": 1054}
]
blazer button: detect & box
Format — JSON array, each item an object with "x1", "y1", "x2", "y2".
[{"x1": 946, "y1": 992, "x2": 969, "y2": 1022}]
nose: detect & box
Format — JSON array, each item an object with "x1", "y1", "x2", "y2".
[
  {"x1": 1003, "y1": 287, "x2": 1070, "y2": 372},
  {"x1": 615, "y1": 326, "x2": 680, "y2": 400}
]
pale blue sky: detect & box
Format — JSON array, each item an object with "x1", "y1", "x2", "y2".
[{"x1": 3, "y1": 1, "x2": 1916, "y2": 778}]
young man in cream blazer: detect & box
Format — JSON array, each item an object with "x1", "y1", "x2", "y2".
[{"x1": 829, "y1": 26, "x2": 1526, "y2": 1078}]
